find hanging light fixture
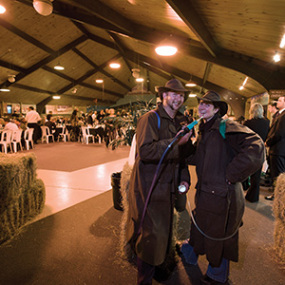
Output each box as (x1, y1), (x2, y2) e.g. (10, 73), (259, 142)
(33, 0), (53, 16)
(95, 79), (104, 84)
(8, 75), (16, 83)
(52, 95), (61, 99)
(136, 78), (144, 82)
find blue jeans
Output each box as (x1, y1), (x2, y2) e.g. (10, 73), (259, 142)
(181, 242), (229, 283)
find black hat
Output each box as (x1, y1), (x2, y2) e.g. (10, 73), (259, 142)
(196, 91), (228, 116)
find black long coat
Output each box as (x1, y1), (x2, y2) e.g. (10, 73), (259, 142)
(189, 117), (265, 267)
(126, 104), (190, 266)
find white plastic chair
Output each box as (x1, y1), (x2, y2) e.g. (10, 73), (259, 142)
(41, 126), (54, 143)
(81, 127), (94, 144)
(0, 130), (13, 153)
(11, 130), (23, 152)
(24, 128), (34, 150)
(57, 126), (70, 142)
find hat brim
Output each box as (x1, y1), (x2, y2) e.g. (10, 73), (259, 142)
(196, 96), (228, 116)
(158, 86), (188, 93)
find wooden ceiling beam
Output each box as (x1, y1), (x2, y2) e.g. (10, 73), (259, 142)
(165, 0), (219, 57)
(72, 48), (130, 91)
(0, 18), (54, 54)
(108, 32), (133, 73)
(67, 0), (134, 35)
(1, 36), (87, 89)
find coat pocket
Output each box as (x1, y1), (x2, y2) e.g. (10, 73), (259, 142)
(197, 184), (229, 216)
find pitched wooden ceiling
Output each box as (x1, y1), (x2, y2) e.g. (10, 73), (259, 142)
(0, 0), (284, 113)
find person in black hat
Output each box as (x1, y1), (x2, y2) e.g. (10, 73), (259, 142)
(180, 91), (265, 284)
(125, 78), (193, 284)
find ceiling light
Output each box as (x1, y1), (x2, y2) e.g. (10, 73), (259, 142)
(186, 82), (197, 87)
(242, 76), (248, 86)
(71, 88), (77, 94)
(95, 79), (104, 84)
(273, 51), (281, 62)
(0, 5), (6, 14)
(239, 86), (244, 90)
(33, 0), (53, 16)
(136, 78), (144, 82)
(0, 88), (10, 92)
(52, 95), (61, 99)
(189, 94), (197, 97)
(54, 63), (64, 70)
(155, 45), (177, 56)
(132, 68), (140, 78)
(280, 34), (285, 48)
(8, 75), (16, 83)
(109, 63), (121, 69)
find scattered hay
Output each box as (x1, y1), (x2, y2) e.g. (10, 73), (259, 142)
(273, 219), (285, 265)
(0, 153), (46, 245)
(272, 173), (285, 265)
(273, 173), (285, 221)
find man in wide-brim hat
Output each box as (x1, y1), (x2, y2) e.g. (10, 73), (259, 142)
(125, 78), (192, 284)
(157, 78), (189, 101)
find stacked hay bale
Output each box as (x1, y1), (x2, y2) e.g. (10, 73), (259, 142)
(273, 173), (285, 264)
(0, 152), (45, 245)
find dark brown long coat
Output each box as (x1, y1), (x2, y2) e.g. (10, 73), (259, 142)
(189, 117), (265, 267)
(125, 104), (190, 266)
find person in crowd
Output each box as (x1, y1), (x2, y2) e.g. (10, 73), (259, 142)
(70, 109), (79, 141)
(180, 91), (265, 285)
(96, 109), (105, 122)
(265, 95), (285, 201)
(268, 101), (279, 125)
(87, 111), (94, 127)
(45, 114), (60, 141)
(243, 103), (270, 202)
(125, 79), (192, 285)
(3, 118), (19, 131)
(25, 106), (42, 144)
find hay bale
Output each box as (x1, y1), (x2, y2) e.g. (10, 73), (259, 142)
(0, 153), (37, 213)
(274, 218), (285, 264)
(0, 178), (45, 245)
(0, 152), (45, 245)
(273, 173), (285, 221)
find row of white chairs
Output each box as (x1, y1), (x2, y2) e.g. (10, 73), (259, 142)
(0, 128), (34, 154)
(41, 126), (70, 144)
(80, 126), (102, 144)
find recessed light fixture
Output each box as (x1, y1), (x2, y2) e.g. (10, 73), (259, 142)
(279, 34), (285, 48)
(186, 82), (197, 87)
(52, 95), (61, 99)
(95, 79), (104, 84)
(155, 45), (177, 56)
(0, 88), (10, 92)
(54, 63), (65, 70)
(109, 63), (121, 69)
(0, 4), (6, 14)
(273, 51), (281, 62)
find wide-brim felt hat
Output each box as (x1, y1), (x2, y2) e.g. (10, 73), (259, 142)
(158, 79), (188, 93)
(196, 91), (228, 116)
